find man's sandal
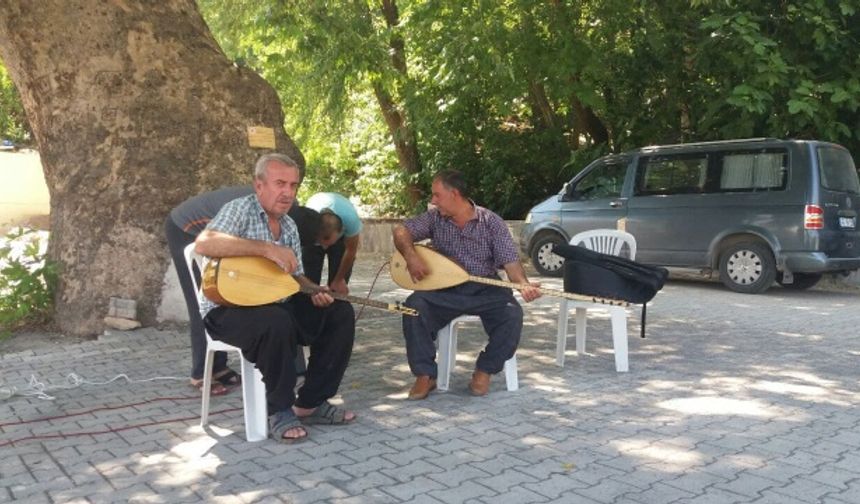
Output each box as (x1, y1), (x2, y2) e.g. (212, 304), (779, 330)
(269, 410), (308, 444)
(190, 379), (230, 396)
(298, 402), (356, 425)
(214, 369), (241, 387)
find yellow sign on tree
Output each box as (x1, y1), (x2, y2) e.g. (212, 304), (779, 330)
(247, 126), (276, 149)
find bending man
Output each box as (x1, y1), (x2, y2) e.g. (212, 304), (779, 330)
(165, 185), (252, 395)
(303, 192), (362, 295)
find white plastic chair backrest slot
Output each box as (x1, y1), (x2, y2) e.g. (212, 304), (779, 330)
(569, 229), (636, 260)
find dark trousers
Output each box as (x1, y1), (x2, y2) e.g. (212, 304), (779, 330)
(301, 237), (351, 286)
(203, 299), (355, 414)
(402, 283), (523, 378)
(164, 217), (226, 380)
(294, 236), (352, 376)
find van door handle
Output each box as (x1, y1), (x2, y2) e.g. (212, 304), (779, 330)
(609, 200), (624, 208)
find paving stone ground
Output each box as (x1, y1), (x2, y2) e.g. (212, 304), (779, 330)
(1, 254), (859, 503)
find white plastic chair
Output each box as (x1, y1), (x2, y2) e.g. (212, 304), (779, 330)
(437, 315), (519, 392)
(556, 229), (636, 372)
(183, 243), (268, 442)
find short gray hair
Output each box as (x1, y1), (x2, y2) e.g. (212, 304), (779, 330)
(254, 153), (300, 181)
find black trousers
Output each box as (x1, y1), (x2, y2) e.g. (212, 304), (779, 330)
(203, 299), (355, 414)
(164, 217), (227, 379)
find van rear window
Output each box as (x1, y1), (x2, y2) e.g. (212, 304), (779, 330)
(818, 147), (860, 194)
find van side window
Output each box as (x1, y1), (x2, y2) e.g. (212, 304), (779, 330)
(718, 150), (787, 192)
(570, 161), (626, 201)
(635, 154), (708, 195)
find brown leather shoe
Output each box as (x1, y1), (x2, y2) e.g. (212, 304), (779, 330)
(469, 370), (491, 396)
(408, 375), (437, 400)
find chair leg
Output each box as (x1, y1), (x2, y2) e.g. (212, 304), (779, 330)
(575, 308), (588, 355)
(200, 348), (215, 427)
(436, 323), (455, 392)
(504, 355), (518, 391)
(240, 358), (268, 442)
(556, 300), (569, 367)
(610, 307), (629, 373)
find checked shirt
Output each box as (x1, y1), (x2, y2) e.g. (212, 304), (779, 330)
(404, 204), (519, 278)
(197, 194), (304, 317)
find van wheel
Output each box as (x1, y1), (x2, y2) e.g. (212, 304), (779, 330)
(530, 233), (566, 277)
(718, 241), (776, 294)
(777, 272), (823, 290)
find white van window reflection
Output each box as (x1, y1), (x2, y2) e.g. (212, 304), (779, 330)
(572, 162), (626, 200)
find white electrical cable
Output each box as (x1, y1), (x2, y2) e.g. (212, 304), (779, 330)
(1, 373), (186, 401)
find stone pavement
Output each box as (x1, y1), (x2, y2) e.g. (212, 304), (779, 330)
(2, 255), (859, 503)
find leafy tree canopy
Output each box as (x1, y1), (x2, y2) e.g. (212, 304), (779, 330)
(6, 1), (859, 217)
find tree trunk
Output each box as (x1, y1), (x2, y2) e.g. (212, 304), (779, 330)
(527, 80), (559, 130)
(372, 82), (422, 205)
(376, 0), (421, 205)
(571, 94), (610, 147)
(0, 0), (304, 336)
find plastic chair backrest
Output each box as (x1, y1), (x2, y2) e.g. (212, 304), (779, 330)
(183, 243), (204, 298)
(569, 229), (636, 260)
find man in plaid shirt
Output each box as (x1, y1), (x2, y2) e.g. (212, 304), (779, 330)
(195, 153), (356, 443)
(393, 170), (541, 399)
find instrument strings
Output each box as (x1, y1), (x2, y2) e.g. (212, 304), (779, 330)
(224, 266), (398, 308)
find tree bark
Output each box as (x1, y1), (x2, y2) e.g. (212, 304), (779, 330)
(527, 80), (559, 130)
(571, 93), (610, 147)
(376, 0), (421, 205)
(0, 0), (304, 336)
(372, 82), (422, 205)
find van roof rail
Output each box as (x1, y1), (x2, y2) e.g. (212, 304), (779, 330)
(639, 137), (782, 151)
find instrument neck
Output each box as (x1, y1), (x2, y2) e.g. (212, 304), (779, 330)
(334, 292), (387, 309)
(465, 275), (628, 306)
(299, 286), (415, 314)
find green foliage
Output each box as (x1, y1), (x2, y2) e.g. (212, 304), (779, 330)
(0, 58), (29, 144)
(695, 2), (860, 145)
(200, 0), (414, 215)
(0, 228), (57, 335)
(199, 0), (860, 218)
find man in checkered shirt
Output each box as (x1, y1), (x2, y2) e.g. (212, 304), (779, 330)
(393, 170), (541, 399)
(195, 153), (356, 443)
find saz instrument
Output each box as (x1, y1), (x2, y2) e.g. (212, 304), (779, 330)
(203, 256), (418, 316)
(390, 245), (628, 306)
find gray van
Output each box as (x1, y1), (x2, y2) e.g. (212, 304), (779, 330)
(521, 138), (860, 293)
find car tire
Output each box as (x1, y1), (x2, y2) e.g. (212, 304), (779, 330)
(718, 241), (776, 294)
(776, 272), (823, 290)
(530, 233), (566, 277)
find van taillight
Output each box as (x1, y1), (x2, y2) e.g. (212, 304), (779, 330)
(804, 204), (824, 229)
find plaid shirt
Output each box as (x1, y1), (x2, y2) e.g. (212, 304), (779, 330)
(404, 204), (519, 278)
(198, 194), (303, 317)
